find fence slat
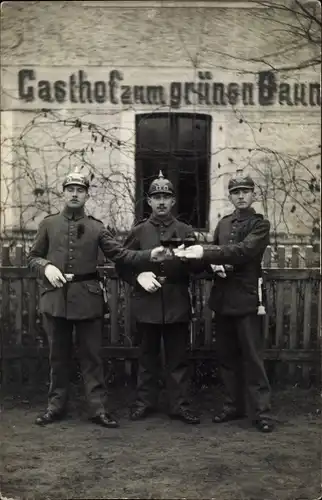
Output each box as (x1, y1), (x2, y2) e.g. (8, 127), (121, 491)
(263, 246), (272, 268)
(263, 246), (271, 348)
(203, 281), (213, 348)
(28, 278), (37, 338)
(189, 279), (197, 349)
(289, 246), (300, 378)
(109, 278), (119, 345)
(275, 246), (285, 348)
(302, 246), (313, 383)
(13, 245), (23, 342)
(1, 245), (11, 385)
(123, 283), (132, 346)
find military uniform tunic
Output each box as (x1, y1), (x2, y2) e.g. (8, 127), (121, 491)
(28, 207), (152, 320)
(27, 206), (152, 417)
(201, 207), (272, 420)
(116, 214), (204, 412)
(204, 207), (270, 315)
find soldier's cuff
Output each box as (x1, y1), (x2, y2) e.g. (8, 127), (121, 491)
(39, 259), (52, 276)
(202, 245), (222, 263)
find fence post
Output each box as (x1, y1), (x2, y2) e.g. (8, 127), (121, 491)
(109, 278), (119, 345)
(302, 246), (314, 384)
(1, 244), (11, 387)
(263, 246), (271, 349)
(289, 246), (300, 380)
(203, 280), (213, 348)
(275, 246), (285, 348)
(13, 245), (24, 385)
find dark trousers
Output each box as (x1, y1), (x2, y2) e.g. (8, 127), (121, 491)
(135, 322), (191, 413)
(42, 314), (106, 417)
(215, 314), (271, 420)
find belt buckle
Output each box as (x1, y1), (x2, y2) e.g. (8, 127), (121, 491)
(64, 273), (74, 282)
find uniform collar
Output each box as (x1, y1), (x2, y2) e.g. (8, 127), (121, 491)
(149, 213), (175, 227)
(62, 206), (85, 221)
(232, 207), (256, 221)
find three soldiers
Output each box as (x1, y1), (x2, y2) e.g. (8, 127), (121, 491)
(27, 169), (167, 427)
(28, 167), (273, 432)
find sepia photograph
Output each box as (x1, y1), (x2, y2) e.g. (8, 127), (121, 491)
(0, 1), (321, 499)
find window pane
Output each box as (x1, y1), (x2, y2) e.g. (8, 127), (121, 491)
(136, 115), (171, 152)
(176, 116), (209, 152)
(175, 157), (209, 228)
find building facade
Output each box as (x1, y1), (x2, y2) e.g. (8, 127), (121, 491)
(1, 0), (321, 243)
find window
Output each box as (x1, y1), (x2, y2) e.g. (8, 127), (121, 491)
(135, 113), (211, 230)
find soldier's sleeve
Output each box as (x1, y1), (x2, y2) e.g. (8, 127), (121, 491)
(27, 219), (52, 277)
(202, 218), (270, 265)
(98, 225), (151, 267)
(213, 223), (220, 245)
(114, 228), (142, 285)
(182, 224), (211, 275)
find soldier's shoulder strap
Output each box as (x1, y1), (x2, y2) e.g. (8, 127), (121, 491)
(133, 217), (148, 228)
(42, 213), (58, 223)
(88, 214), (104, 224)
(43, 212), (57, 219)
(220, 212), (234, 221)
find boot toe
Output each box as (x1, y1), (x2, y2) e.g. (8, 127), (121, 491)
(91, 413), (119, 428)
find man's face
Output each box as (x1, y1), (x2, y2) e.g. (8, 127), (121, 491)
(147, 193), (175, 217)
(229, 188), (255, 210)
(63, 185), (88, 208)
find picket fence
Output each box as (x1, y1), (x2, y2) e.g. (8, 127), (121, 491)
(0, 243), (321, 386)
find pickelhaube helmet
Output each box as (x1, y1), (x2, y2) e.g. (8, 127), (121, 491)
(148, 170), (175, 196)
(62, 167), (90, 190)
(228, 169), (255, 193)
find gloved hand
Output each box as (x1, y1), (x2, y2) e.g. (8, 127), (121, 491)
(210, 264), (227, 278)
(137, 272), (162, 293)
(174, 244), (204, 259)
(150, 246), (172, 261)
(44, 264), (66, 288)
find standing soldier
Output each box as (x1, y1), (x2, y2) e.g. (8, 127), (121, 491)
(174, 170), (274, 433)
(27, 168), (167, 428)
(116, 171), (202, 424)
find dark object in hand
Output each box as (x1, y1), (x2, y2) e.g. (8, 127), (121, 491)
(160, 237), (196, 249)
(77, 224), (85, 239)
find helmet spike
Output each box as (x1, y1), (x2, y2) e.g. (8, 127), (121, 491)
(158, 170), (164, 179)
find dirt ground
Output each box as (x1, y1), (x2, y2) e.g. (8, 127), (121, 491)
(1, 385), (321, 500)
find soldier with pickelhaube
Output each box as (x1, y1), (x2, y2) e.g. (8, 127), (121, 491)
(174, 169), (274, 433)
(27, 168), (168, 428)
(116, 171), (204, 424)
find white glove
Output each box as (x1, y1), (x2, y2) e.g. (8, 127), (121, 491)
(137, 271), (162, 293)
(174, 244), (204, 260)
(210, 264), (227, 278)
(44, 264), (66, 288)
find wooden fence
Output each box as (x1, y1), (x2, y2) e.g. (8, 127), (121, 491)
(0, 243), (321, 387)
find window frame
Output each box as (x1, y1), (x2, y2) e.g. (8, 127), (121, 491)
(135, 112), (211, 231)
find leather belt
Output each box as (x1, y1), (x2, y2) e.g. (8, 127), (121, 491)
(156, 276), (189, 285)
(66, 272), (99, 282)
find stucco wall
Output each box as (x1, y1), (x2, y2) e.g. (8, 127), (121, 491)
(1, 1), (320, 238)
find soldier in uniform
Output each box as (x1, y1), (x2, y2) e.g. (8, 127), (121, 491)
(174, 170), (274, 433)
(115, 171), (203, 424)
(27, 168), (168, 428)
